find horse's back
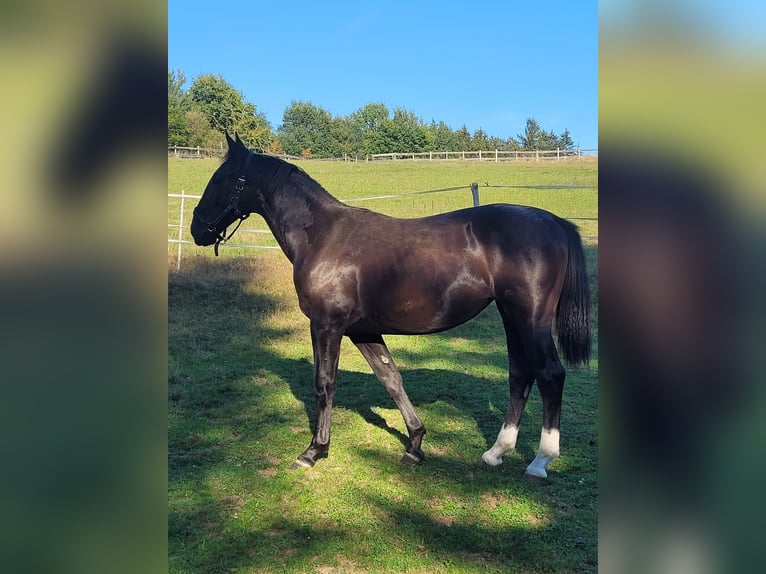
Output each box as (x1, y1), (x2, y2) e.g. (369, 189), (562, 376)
(434, 203), (570, 253)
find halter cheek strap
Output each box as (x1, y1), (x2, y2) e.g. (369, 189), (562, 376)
(213, 214), (248, 256)
(213, 170), (251, 255)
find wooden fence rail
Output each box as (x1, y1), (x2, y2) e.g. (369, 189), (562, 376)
(169, 146), (598, 162)
(167, 146), (302, 161)
(370, 148), (596, 162)
(168, 146), (222, 159)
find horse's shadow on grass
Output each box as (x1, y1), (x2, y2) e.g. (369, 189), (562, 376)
(275, 341), (543, 467)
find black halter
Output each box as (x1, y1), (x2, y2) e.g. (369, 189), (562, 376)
(193, 154), (252, 256)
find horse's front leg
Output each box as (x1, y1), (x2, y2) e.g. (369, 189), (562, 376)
(290, 319), (344, 469)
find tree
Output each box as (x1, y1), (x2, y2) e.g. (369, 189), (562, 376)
(541, 129), (561, 150)
(267, 137), (283, 155)
(168, 69), (186, 107)
(517, 117), (544, 150)
(455, 124), (472, 151)
(427, 121), (460, 151)
(187, 74), (271, 149)
(503, 136), (522, 151)
(167, 71), (581, 156)
(515, 118), (576, 151)
(471, 128), (490, 151)
(384, 108), (429, 153)
(187, 74), (241, 134)
(168, 70), (189, 146)
(278, 101), (339, 157)
(330, 117), (354, 157)
(235, 101), (272, 151)
(168, 105), (188, 147)
(558, 128), (575, 151)
(348, 103), (391, 155)
(184, 107), (220, 148)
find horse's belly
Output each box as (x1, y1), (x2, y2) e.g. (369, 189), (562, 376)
(355, 256), (494, 334)
(367, 284), (493, 335)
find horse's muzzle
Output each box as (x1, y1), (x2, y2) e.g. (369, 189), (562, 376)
(190, 215), (217, 246)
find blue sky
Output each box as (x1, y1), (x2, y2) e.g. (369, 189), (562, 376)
(168, 1), (598, 149)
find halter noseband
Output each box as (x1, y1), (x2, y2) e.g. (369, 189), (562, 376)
(193, 154), (252, 256)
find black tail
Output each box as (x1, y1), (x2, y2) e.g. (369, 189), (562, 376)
(554, 218), (591, 366)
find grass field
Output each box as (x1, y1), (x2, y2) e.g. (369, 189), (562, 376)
(168, 158), (598, 573)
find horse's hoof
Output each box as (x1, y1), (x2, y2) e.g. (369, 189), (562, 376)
(480, 452), (503, 467)
(477, 457), (495, 470)
(525, 451), (557, 479)
(288, 456), (315, 471)
(523, 469), (548, 479)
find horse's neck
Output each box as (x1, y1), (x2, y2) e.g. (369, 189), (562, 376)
(261, 179), (342, 263)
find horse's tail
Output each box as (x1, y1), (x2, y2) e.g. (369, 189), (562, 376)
(554, 217), (591, 366)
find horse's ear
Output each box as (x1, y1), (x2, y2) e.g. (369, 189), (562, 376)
(228, 132), (248, 155)
(225, 132), (247, 158)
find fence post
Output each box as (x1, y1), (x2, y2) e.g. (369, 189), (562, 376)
(176, 189), (186, 271)
(470, 182), (480, 207)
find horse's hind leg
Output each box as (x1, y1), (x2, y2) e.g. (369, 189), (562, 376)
(482, 312), (535, 466)
(352, 335), (426, 464)
(523, 328), (566, 478)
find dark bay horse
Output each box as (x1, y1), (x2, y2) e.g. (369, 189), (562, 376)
(191, 133), (591, 477)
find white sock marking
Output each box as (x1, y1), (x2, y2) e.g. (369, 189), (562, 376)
(481, 424), (519, 466)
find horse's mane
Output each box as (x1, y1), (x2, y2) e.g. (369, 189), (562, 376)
(235, 152), (338, 203)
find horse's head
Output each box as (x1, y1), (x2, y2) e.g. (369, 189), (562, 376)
(190, 133), (253, 253)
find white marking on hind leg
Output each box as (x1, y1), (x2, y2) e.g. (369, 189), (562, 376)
(525, 428), (560, 478)
(481, 424), (519, 466)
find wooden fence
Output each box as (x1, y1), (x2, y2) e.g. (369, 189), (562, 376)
(169, 146), (597, 162)
(370, 148), (596, 162)
(168, 146), (301, 161)
(168, 146), (223, 159)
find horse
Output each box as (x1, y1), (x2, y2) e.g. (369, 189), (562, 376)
(191, 133), (591, 477)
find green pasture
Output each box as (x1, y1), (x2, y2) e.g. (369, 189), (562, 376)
(168, 157), (598, 573)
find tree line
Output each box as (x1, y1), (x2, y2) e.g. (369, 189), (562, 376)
(169, 70), (577, 158)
